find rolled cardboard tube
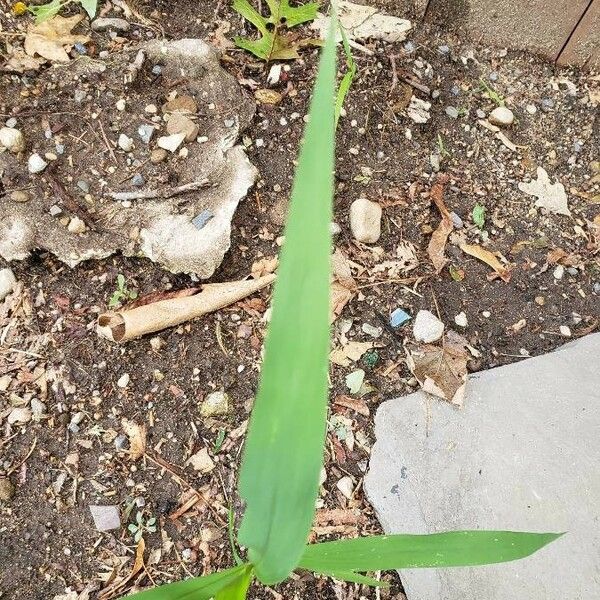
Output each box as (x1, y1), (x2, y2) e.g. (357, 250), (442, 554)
(97, 274), (275, 342)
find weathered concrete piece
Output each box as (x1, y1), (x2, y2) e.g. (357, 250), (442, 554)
(365, 334), (600, 600)
(0, 40), (256, 277)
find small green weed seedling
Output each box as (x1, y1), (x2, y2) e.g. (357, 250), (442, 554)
(472, 202), (486, 229)
(126, 12), (560, 600)
(20, 0), (98, 22)
(437, 133), (451, 159)
(108, 274), (138, 308)
(128, 511), (157, 544)
(479, 77), (505, 106)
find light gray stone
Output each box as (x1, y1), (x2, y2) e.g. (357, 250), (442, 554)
(89, 505), (121, 531)
(91, 17), (131, 33)
(365, 333), (600, 600)
(488, 106), (514, 127)
(0, 268), (17, 301)
(349, 198), (382, 244)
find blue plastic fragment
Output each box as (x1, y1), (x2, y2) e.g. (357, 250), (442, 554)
(390, 308), (411, 328)
(74, 42), (87, 55)
(192, 209), (214, 230)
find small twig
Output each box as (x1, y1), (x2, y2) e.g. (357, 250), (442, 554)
(98, 120), (118, 165)
(400, 75), (431, 96)
(125, 49), (146, 85)
(109, 179), (210, 202)
(7, 437), (37, 476)
(45, 168), (99, 231)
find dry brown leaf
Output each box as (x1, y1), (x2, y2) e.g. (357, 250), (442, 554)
(255, 89), (283, 105)
(186, 448), (215, 473)
(330, 248), (357, 322)
(99, 538), (145, 599)
(460, 243), (512, 282)
(407, 331), (471, 406)
(333, 394), (370, 416)
(24, 15), (90, 63)
(127, 287), (200, 309)
(251, 256), (278, 279)
(330, 341), (374, 367)
(1, 49), (46, 72)
(427, 174), (452, 273)
(121, 419), (146, 460)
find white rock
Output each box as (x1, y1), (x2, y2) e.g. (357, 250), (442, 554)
(117, 373), (130, 388)
(187, 447), (215, 473)
(454, 312), (468, 327)
(118, 133), (134, 152)
(553, 265), (565, 280)
(560, 325), (572, 337)
(27, 153), (47, 174)
(200, 391), (230, 418)
(0, 268), (17, 301)
(8, 407), (32, 425)
(413, 310), (445, 343)
(349, 198), (382, 244)
(67, 217), (86, 234)
(30, 398), (47, 417)
(336, 476), (355, 499)
(0, 127), (25, 153)
(157, 133), (185, 153)
(488, 106), (514, 127)
(89, 505), (121, 531)
(166, 114), (199, 142)
(116, 99), (126, 111)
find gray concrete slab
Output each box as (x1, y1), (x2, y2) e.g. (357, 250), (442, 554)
(364, 333), (600, 600)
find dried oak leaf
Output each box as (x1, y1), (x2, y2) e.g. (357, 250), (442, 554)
(330, 248), (357, 323)
(460, 243), (512, 282)
(518, 167), (570, 216)
(1, 48), (46, 72)
(330, 341), (374, 367)
(24, 14), (90, 63)
(407, 330), (471, 407)
(427, 174), (452, 273)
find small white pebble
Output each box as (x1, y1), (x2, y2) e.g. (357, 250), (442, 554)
(117, 373), (130, 388)
(559, 325), (571, 337)
(454, 312), (468, 327)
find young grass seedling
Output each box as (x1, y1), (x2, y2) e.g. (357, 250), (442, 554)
(479, 77), (505, 106)
(126, 10), (560, 600)
(108, 274), (138, 308)
(437, 133), (451, 158)
(472, 202), (486, 229)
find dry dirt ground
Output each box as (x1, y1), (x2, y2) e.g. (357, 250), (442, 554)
(1, 1), (599, 599)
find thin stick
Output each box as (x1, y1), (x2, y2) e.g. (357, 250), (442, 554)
(109, 179), (210, 201)
(7, 437), (37, 476)
(98, 119), (118, 165)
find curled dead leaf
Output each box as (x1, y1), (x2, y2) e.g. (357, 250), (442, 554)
(407, 330), (471, 407)
(121, 419), (146, 460)
(460, 243), (512, 282)
(427, 174), (453, 273)
(24, 15), (90, 63)
(330, 341), (374, 367)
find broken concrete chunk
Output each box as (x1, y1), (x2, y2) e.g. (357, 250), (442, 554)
(89, 505), (121, 531)
(0, 268), (17, 301)
(166, 114), (200, 143)
(312, 0), (412, 43)
(365, 333), (600, 600)
(157, 132), (186, 153)
(413, 310), (444, 343)
(0, 39), (257, 277)
(0, 127), (25, 153)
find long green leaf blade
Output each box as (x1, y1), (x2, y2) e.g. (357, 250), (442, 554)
(237, 25), (338, 585)
(124, 564), (248, 600)
(300, 531), (563, 572)
(215, 566), (253, 599)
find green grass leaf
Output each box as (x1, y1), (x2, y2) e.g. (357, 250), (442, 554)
(335, 19), (356, 128)
(124, 564), (249, 599)
(215, 566), (253, 599)
(300, 531), (563, 572)
(79, 0), (98, 18)
(237, 24), (338, 586)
